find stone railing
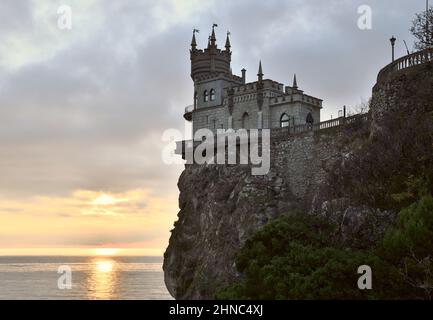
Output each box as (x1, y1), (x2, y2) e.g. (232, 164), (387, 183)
(176, 113), (369, 155)
(377, 48), (433, 83)
(272, 113), (368, 138)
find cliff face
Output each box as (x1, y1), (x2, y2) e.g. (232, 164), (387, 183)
(164, 164), (294, 299)
(164, 60), (433, 300)
(163, 130), (348, 299)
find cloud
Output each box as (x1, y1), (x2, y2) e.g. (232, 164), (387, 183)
(0, 0), (425, 250)
(0, 188), (178, 248)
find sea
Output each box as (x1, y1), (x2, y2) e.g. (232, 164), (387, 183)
(0, 256), (173, 300)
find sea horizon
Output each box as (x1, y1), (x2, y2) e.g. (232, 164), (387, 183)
(0, 255), (172, 300)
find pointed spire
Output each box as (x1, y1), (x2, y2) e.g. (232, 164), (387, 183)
(293, 74), (298, 89)
(210, 24), (217, 47)
(191, 29), (198, 50)
(225, 31), (231, 51)
(257, 61), (263, 82)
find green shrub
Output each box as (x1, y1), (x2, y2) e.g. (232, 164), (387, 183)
(217, 212), (403, 300)
(382, 196), (433, 299)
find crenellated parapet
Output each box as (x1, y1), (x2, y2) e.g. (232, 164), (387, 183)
(190, 26), (233, 81)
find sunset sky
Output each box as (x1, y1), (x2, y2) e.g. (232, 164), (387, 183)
(0, 0), (424, 256)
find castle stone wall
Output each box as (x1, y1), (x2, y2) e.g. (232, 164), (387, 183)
(371, 61), (433, 134)
(231, 99), (262, 129)
(270, 129), (342, 205)
(193, 106), (226, 133)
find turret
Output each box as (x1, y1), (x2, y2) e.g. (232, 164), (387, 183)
(190, 25), (232, 81)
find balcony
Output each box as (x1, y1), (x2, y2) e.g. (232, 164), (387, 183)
(377, 48), (433, 84)
(184, 105), (194, 122)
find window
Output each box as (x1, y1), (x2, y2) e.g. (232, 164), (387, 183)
(306, 113), (314, 125)
(194, 92), (198, 108)
(280, 113), (290, 128)
(204, 90), (209, 102)
(210, 89), (216, 101)
(242, 112), (250, 129)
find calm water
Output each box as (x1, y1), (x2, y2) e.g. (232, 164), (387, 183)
(0, 256), (172, 300)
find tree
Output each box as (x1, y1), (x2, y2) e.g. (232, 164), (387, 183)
(383, 196), (433, 299)
(410, 6), (433, 50)
(216, 212), (404, 300)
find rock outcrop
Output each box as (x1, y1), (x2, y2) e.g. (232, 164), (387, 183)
(163, 164), (297, 299)
(163, 128), (359, 299)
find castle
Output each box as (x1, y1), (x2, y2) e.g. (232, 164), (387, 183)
(185, 26), (323, 134)
(166, 24), (433, 300)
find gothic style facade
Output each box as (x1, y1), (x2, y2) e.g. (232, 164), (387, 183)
(184, 26), (323, 134)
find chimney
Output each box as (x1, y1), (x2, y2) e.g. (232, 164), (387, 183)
(241, 68), (246, 84)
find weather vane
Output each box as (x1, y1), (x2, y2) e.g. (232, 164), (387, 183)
(193, 28), (199, 34)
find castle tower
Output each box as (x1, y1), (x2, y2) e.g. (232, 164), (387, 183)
(190, 25), (232, 82)
(189, 25), (243, 128)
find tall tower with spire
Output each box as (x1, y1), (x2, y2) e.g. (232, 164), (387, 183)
(190, 25), (233, 81)
(189, 25), (244, 131)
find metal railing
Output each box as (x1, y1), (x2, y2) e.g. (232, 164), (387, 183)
(377, 48), (433, 83)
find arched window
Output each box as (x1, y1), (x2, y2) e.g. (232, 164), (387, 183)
(204, 90), (209, 102)
(306, 113), (314, 125)
(280, 113), (290, 128)
(210, 89), (216, 101)
(242, 112), (250, 129)
(194, 92), (198, 108)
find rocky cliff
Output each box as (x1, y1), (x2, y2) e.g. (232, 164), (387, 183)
(163, 128), (360, 299)
(164, 56), (433, 300)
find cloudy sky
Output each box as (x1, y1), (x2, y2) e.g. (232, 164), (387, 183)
(0, 0), (425, 255)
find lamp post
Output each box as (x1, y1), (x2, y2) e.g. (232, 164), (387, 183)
(390, 36), (396, 62)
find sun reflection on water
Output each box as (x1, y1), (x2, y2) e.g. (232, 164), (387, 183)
(87, 258), (118, 300)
